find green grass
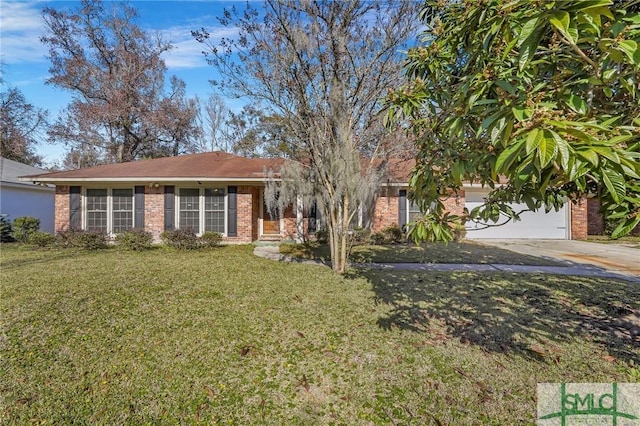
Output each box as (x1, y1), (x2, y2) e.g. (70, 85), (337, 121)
(281, 241), (563, 266)
(587, 235), (640, 249)
(1, 244), (639, 424)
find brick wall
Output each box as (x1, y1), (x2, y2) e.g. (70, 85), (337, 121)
(570, 197), (588, 240)
(587, 198), (605, 235)
(282, 203), (311, 241)
(223, 186), (255, 244)
(145, 186), (164, 240)
(371, 188), (465, 232)
(586, 197), (640, 236)
(441, 190), (465, 216)
(372, 187), (400, 232)
(54, 186), (70, 233)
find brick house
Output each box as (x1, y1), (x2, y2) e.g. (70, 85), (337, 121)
(23, 151), (591, 242)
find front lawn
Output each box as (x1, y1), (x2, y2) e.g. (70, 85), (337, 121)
(587, 235), (640, 249)
(280, 241), (562, 265)
(1, 244), (638, 424)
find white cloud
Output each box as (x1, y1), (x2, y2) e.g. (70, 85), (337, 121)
(160, 25), (239, 70)
(0, 1), (49, 64)
(0, 1), (240, 70)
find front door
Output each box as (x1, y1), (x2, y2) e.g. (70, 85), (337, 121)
(262, 198), (280, 235)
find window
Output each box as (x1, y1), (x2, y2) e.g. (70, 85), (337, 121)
(177, 187), (227, 235)
(85, 188), (134, 234)
(86, 189), (107, 232)
(179, 188), (200, 231)
(112, 189), (133, 233)
(205, 188), (225, 233)
(408, 200), (423, 222)
(407, 198), (439, 222)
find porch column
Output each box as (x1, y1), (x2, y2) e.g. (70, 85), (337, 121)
(296, 194), (304, 243)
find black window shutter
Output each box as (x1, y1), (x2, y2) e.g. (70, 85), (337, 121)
(134, 186), (145, 229)
(164, 186), (175, 230)
(398, 189), (407, 229)
(69, 186), (81, 230)
(227, 186), (237, 237)
(308, 203), (317, 233)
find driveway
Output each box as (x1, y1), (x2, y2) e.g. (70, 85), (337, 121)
(476, 239), (640, 279)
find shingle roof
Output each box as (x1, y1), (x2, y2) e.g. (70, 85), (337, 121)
(21, 151), (415, 185)
(384, 158), (415, 183)
(1, 157), (54, 189)
(23, 151), (286, 183)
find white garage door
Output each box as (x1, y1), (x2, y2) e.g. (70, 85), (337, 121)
(464, 190), (569, 239)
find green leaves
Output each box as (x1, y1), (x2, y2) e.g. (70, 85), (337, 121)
(601, 169), (626, 203)
(388, 0), (640, 241)
(550, 11), (574, 43)
(617, 40), (639, 64)
(566, 95), (587, 114)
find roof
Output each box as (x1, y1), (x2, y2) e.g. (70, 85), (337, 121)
(1, 157), (54, 190)
(20, 151), (416, 185)
(22, 151), (286, 183)
(384, 157), (415, 183)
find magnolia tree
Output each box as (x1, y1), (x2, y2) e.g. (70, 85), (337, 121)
(194, 0), (419, 273)
(42, 0), (201, 165)
(388, 0), (640, 240)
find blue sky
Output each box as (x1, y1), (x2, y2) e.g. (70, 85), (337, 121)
(1, 0), (249, 165)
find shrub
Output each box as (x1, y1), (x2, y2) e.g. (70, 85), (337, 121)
(200, 231), (223, 248)
(0, 215), (14, 243)
(74, 230), (108, 250)
(28, 231), (55, 248)
(115, 229), (153, 251)
(369, 225), (403, 245)
(381, 224), (403, 244)
(315, 229), (329, 244)
(54, 229), (108, 250)
(161, 228), (199, 250)
(54, 229), (79, 248)
(349, 227), (371, 245)
(12, 216), (40, 243)
(369, 232), (386, 245)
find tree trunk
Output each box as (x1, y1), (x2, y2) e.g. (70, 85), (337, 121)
(326, 202), (347, 274)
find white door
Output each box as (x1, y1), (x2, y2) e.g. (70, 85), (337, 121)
(464, 190), (569, 239)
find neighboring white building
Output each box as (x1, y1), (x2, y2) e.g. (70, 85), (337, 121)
(0, 157), (55, 233)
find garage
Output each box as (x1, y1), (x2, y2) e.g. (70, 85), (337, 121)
(464, 189), (569, 239)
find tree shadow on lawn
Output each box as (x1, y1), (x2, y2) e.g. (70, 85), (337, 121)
(351, 269), (640, 363)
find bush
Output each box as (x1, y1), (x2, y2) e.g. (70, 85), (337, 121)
(369, 225), (404, 245)
(349, 227), (371, 245)
(54, 229), (79, 248)
(12, 216), (40, 243)
(115, 229), (153, 251)
(55, 229), (108, 250)
(369, 232), (386, 245)
(200, 231), (223, 248)
(315, 229), (329, 244)
(381, 224), (403, 244)
(161, 228), (199, 250)
(0, 215), (14, 243)
(28, 231), (55, 248)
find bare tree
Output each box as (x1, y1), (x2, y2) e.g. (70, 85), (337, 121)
(202, 93), (230, 152)
(194, 0), (419, 273)
(0, 85), (47, 166)
(41, 0), (200, 165)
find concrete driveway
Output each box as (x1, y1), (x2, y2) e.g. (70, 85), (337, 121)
(476, 239), (640, 279)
